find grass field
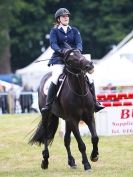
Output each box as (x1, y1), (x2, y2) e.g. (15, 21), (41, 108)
(0, 114), (132, 177)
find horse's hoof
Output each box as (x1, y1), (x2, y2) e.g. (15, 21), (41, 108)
(90, 155), (99, 162)
(85, 169), (92, 173)
(41, 160), (48, 170)
(70, 165), (77, 169)
(68, 157), (77, 169)
(84, 163), (91, 171)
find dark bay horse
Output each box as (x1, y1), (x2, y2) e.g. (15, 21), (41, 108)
(29, 49), (99, 171)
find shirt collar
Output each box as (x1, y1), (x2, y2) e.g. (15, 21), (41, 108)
(58, 24), (71, 29)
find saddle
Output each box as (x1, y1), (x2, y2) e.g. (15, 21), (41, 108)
(44, 73), (90, 118)
(43, 73), (66, 118)
(52, 74), (67, 118)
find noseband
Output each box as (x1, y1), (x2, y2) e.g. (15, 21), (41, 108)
(66, 65), (85, 77)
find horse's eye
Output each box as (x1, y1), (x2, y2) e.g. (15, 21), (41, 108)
(70, 52), (74, 56)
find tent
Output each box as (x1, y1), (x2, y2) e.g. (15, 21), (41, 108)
(93, 54), (133, 86)
(92, 36), (133, 92)
(103, 30), (133, 60)
(16, 48), (91, 91)
(16, 47), (54, 90)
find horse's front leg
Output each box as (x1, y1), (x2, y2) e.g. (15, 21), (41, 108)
(90, 136), (99, 162)
(69, 120), (91, 171)
(64, 121), (77, 169)
(84, 116), (99, 162)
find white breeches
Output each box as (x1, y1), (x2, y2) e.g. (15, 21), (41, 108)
(50, 64), (94, 85)
(51, 64), (64, 85)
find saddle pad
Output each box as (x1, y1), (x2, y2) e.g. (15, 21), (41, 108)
(43, 77), (52, 95)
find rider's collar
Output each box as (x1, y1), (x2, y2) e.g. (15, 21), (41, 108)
(58, 24), (71, 33)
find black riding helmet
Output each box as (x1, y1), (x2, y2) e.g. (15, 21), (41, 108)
(55, 8), (70, 21)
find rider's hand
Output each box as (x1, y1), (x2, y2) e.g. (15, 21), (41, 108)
(61, 48), (70, 55)
(57, 49), (70, 56)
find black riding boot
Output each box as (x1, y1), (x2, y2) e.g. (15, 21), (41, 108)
(41, 82), (57, 115)
(89, 82), (105, 112)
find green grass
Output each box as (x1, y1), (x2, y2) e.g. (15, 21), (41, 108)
(0, 114), (133, 177)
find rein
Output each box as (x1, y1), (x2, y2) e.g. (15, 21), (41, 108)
(66, 66), (89, 97)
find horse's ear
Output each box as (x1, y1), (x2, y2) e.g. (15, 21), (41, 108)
(62, 42), (73, 62)
(61, 48), (72, 62)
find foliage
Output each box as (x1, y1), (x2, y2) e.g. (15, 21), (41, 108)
(9, 0), (50, 70)
(69, 0), (133, 58)
(0, 0), (133, 71)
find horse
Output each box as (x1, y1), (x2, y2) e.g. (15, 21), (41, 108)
(29, 49), (99, 171)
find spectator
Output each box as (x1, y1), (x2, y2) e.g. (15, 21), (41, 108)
(8, 84), (16, 114)
(19, 84), (33, 113)
(0, 85), (9, 114)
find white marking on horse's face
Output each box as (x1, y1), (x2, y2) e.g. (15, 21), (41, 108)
(70, 52), (74, 56)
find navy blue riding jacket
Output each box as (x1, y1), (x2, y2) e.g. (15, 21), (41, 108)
(48, 26), (82, 66)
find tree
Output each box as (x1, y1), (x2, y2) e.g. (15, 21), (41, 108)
(10, 0), (51, 70)
(0, 0), (14, 73)
(1, 0), (133, 72)
(68, 0), (133, 58)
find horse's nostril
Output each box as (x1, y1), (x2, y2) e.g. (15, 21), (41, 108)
(85, 65), (94, 74)
(88, 68), (94, 74)
(85, 65), (90, 70)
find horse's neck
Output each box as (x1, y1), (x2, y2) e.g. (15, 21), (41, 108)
(67, 72), (87, 95)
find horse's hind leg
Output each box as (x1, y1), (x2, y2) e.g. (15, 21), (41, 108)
(84, 117), (99, 162)
(64, 122), (77, 169)
(69, 120), (91, 171)
(42, 142), (49, 169)
(41, 113), (59, 169)
(41, 113), (49, 169)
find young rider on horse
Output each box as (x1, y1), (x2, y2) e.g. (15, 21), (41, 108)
(41, 8), (104, 115)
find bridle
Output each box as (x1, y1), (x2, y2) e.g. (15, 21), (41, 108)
(64, 51), (89, 96)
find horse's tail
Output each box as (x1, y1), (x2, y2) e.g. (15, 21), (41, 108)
(29, 115), (59, 146)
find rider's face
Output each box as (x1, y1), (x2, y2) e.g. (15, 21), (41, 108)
(59, 15), (69, 26)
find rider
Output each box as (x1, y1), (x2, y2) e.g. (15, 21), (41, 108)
(41, 8), (104, 115)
